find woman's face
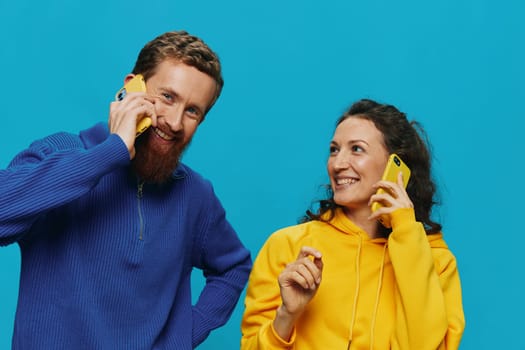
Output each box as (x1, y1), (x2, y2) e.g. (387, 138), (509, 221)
(327, 117), (390, 212)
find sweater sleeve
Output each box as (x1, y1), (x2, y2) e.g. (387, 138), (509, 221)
(190, 186), (252, 348)
(388, 208), (465, 350)
(240, 232), (296, 350)
(0, 132), (130, 245)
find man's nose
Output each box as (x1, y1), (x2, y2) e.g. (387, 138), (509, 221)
(163, 106), (184, 132)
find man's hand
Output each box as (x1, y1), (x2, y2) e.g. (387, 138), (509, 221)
(109, 92), (156, 159)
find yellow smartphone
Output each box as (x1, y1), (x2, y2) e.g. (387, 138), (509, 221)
(115, 74), (152, 137)
(371, 153), (411, 228)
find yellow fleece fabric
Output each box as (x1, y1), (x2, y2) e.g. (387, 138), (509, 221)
(241, 208), (465, 349)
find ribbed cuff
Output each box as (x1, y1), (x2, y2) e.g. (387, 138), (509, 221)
(390, 207), (416, 229)
(265, 321), (296, 348)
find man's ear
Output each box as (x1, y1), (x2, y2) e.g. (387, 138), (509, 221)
(123, 74), (136, 85)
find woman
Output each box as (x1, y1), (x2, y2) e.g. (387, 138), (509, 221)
(241, 99), (465, 349)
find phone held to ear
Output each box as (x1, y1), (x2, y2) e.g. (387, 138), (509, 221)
(115, 74), (152, 137)
(371, 153), (411, 228)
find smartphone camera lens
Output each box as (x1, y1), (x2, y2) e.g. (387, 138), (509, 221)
(394, 156), (400, 166)
(117, 88), (127, 101)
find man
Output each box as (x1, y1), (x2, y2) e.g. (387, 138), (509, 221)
(0, 30), (252, 349)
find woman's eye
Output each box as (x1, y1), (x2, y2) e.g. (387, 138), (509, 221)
(329, 146), (338, 154)
(351, 145), (363, 152)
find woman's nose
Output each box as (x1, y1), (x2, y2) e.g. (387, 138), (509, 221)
(333, 155), (350, 170)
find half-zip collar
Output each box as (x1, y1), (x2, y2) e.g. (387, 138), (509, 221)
(137, 180), (145, 240)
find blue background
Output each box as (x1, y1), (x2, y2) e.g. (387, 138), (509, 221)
(1, 0), (524, 349)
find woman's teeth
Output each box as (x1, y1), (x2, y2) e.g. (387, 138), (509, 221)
(336, 178), (357, 185)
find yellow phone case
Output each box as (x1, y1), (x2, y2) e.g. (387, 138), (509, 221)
(371, 153), (411, 228)
(115, 74), (152, 137)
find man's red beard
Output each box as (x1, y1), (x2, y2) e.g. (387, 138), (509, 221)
(131, 129), (186, 184)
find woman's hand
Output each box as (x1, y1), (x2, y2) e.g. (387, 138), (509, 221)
(368, 171), (413, 222)
(273, 246), (323, 341)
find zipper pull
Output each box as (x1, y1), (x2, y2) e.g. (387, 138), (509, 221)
(137, 181), (144, 198)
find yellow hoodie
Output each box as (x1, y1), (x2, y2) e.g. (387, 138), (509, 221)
(241, 208), (465, 349)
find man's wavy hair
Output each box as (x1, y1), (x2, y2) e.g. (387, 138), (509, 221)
(302, 99), (442, 235)
(132, 30), (223, 116)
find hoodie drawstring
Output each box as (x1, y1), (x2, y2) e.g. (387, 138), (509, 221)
(347, 235), (362, 349)
(347, 238), (388, 350)
(369, 243), (387, 350)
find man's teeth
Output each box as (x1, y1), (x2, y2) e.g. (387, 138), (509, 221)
(154, 128), (173, 141)
(337, 178), (357, 185)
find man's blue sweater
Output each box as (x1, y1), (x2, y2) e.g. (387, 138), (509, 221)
(0, 123), (252, 349)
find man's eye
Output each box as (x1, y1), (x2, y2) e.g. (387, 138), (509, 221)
(162, 93), (173, 102)
(186, 107), (200, 119)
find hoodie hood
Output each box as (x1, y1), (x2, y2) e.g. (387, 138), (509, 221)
(323, 207), (448, 248)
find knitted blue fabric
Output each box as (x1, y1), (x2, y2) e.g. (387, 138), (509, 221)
(0, 123), (252, 349)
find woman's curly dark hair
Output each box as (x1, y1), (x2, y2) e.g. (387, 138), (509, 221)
(302, 99), (442, 235)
